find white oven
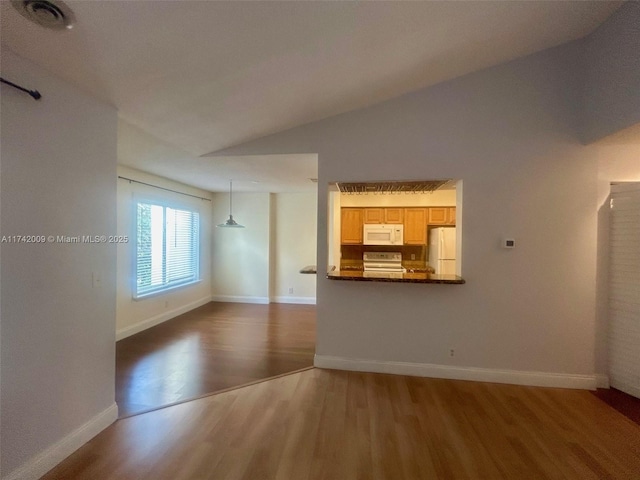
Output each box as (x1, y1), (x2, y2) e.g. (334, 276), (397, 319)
(363, 224), (403, 245)
(363, 252), (406, 278)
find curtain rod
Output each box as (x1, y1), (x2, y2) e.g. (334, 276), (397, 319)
(118, 176), (212, 202)
(1, 77), (41, 100)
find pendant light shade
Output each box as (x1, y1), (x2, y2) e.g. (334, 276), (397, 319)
(217, 180), (245, 228)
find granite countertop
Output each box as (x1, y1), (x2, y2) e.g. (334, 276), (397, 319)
(327, 270), (465, 284)
(300, 265), (336, 274)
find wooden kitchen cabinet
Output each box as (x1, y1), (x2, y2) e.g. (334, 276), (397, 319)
(384, 208), (404, 224)
(428, 207), (447, 224)
(446, 207), (456, 225)
(428, 207), (456, 225)
(403, 208), (427, 245)
(341, 208), (364, 244)
(363, 208), (403, 224)
(363, 208), (384, 224)
(345, 206), (451, 245)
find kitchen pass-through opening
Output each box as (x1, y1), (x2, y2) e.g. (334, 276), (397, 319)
(327, 179), (462, 277)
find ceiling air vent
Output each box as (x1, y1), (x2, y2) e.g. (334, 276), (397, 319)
(11, 0), (76, 30)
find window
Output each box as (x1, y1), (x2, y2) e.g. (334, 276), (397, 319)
(135, 201), (200, 298)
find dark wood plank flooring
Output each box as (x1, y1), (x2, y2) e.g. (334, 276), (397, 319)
(592, 387), (640, 426)
(116, 302), (316, 417)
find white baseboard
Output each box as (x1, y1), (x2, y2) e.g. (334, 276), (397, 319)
(116, 295), (212, 341)
(4, 403), (118, 480)
(270, 296), (316, 305)
(211, 295), (269, 304)
(314, 355), (600, 390)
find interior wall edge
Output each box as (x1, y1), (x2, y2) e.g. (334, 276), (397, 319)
(596, 374), (610, 389)
(2, 403), (118, 480)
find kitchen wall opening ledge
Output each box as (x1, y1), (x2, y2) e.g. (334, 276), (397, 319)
(326, 270), (465, 284)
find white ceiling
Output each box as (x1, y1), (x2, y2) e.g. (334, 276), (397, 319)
(0, 0), (622, 192)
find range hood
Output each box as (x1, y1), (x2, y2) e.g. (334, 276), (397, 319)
(336, 180), (452, 195)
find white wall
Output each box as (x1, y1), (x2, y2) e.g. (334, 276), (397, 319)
(582, 2), (640, 143)
(115, 165), (213, 340)
(1, 50), (118, 478)
(214, 39), (607, 388)
(211, 191), (318, 304)
(272, 193), (317, 303)
(211, 192), (271, 303)
(318, 45), (600, 382)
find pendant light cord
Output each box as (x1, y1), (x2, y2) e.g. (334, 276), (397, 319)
(217, 179), (244, 227)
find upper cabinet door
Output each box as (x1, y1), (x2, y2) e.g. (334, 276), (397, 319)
(428, 207), (448, 224)
(384, 208), (404, 224)
(341, 208), (364, 244)
(364, 207), (404, 224)
(404, 208), (427, 244)
(447, 207), (456, 225)
(427, 207), (456, 225)
(363, 208), (384, 224)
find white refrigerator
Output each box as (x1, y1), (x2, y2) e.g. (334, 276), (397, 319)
(428, 227), (456, 275)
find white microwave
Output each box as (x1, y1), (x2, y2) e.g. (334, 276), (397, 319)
(363, 224), (404, 245)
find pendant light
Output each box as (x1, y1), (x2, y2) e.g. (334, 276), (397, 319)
(217, 180), (245, 228)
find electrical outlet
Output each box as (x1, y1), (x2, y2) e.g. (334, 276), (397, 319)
(503, 238), (516, 249)
(450, 349), (455, 357)
(288, 287), (294, 294)
(411, 254), (416, 260)
(92, 271), (102, 288)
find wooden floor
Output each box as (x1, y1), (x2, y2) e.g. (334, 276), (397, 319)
(116, 302), (316, 417)
(45, 368), (640, 480)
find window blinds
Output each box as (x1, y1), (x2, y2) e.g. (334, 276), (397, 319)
(136, 202), (200, 298)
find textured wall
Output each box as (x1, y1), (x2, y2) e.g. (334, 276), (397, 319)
(1, 51), (117, 476)
(582, 1), (640, 142)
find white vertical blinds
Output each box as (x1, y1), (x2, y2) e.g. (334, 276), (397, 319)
(136, 202), (200, 298)
(608, 183), (640, 398)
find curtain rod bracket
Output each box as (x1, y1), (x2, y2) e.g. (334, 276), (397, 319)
(1, 77), (42, 100)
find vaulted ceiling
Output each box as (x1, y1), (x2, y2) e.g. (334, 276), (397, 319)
(0, 1), (622, 191)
